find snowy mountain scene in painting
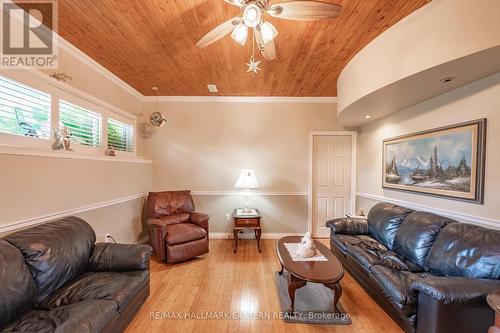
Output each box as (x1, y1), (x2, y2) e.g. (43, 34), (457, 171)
(385, 130), (473, 193)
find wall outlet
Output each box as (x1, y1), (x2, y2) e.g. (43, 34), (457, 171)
(225, 213), (231, 222)
(105, 233), (112, 243)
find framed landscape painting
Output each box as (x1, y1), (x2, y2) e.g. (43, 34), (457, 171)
(383, 119), (486, 203)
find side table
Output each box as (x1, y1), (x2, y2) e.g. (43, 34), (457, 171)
(233, 209), (261, 253)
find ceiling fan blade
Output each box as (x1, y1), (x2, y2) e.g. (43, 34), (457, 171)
(196, 17), (242, 48)
(254, 25), (276, 61)
(267, 1), (341, 21)
(224, 0), (244, 7)
(261, 39), (277, 61)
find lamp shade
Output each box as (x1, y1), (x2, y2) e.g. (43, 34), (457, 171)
(234, 169), (259, 189)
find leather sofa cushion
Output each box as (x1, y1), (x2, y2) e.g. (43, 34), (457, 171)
(393, 211), (455, 268)
(370, 265), (431, 316)
(0, 240), (37, 327)
(330, 234), (385, 253)
(426, 223), (500, 279)
(330, 234), (361, 252)
(0, 299), (118, 333)
(157, 213), (191, 226)
(148, 191), (195, 218)
(378, 252), (423, 272)
(165, 223), (207, 245)
(346, 245), (380, 270)
(4, 217), (96, 302)
(166, 237), (209, 263)
(88, 243), (152, 272)
(367, 203), (413, 250)
(39, 271), (148, 311)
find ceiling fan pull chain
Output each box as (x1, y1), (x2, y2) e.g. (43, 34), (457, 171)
(252, 29), (256, 79)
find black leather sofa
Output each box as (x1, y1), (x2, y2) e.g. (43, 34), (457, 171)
(0, 216), (152, 333)
(327, 202), (500, 333)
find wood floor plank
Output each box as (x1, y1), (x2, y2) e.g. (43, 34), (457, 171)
(125, 239), (403, 333)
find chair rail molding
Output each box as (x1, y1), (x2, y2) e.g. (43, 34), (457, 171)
(357, 192), (499, 230)
(0, 193), (148, 234)
(191, 191), (308, 196)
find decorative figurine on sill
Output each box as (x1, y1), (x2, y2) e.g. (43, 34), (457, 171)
(105, 145), (116, 157)
(53, 126), (72, 151)
(297, 232), (317, 258)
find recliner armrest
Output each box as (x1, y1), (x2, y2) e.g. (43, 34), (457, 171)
(190, 212), (210, 231)
(88, 243), (152, 272)
(326, 217), (369, 235)
(410, 276), (500, 305)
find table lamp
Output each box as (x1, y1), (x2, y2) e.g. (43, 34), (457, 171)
(234, 168), (259, 214)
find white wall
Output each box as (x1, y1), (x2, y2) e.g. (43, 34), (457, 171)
(142, 100), (342, 233)
(356, 72), (500, 228)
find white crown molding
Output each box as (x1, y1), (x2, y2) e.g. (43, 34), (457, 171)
(357, 192), (500, 230)
(142, 96), (338, 103)
(0, 193), (148, 234)
(209, 232), (304, 239)
(191, 191), (307, 196)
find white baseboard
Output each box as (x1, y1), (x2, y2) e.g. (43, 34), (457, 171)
(209, 232), (304, 239)
(357, 192), (499, 230)
(0, 193), (148, 234)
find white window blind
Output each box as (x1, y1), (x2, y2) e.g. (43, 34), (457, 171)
(0, 76), (51, 138)
(107, 118), (134, 152)
(59, 100), (101, 148)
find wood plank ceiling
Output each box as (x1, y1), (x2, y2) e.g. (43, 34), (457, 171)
(57, 0), (429, 96)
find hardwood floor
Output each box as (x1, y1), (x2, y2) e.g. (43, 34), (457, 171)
(125, 239), (403, 333)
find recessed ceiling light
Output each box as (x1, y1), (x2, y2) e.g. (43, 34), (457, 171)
(207, 84), (218, 93)
(440, 77), (456, 84)
(365, 115), (372, 119)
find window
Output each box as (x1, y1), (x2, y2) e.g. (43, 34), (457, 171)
(0, 73), (139, 160)
(107, 118), (134, 152)
(59, 100), (102, 148)
(0, 76), (51, 139)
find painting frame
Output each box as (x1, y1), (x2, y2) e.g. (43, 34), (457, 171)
(382, 119), (487, 204)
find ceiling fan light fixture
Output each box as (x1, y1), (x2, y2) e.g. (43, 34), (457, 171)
(260, 21), (278, 44)
(231, 23), (248, 46)
(243, 4), (262, 27)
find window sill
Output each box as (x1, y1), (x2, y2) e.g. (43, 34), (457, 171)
(0, 144), (152, 164)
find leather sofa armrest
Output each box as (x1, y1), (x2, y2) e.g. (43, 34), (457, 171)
(326, 217), (369, 235)
(411, 276), (500, 305)
(190, 212), (210, 232)
(88, 243), (153, 272)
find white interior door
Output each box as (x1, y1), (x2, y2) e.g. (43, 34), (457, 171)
(312, 135), (352, 238)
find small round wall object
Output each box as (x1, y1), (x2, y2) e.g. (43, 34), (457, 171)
(150, 112), (167, 127)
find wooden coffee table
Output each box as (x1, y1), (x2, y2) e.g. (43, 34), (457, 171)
(276, 236), (344, 314)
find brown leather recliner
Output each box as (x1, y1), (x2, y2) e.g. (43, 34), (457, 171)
(147, 191), (209, 263)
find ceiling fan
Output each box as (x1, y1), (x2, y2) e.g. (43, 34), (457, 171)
(196, 0), (342, 62)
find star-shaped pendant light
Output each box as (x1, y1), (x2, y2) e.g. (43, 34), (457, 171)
(246, 57), (261, 74)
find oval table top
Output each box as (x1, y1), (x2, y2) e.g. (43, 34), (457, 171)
(276, 236), (344, 284)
